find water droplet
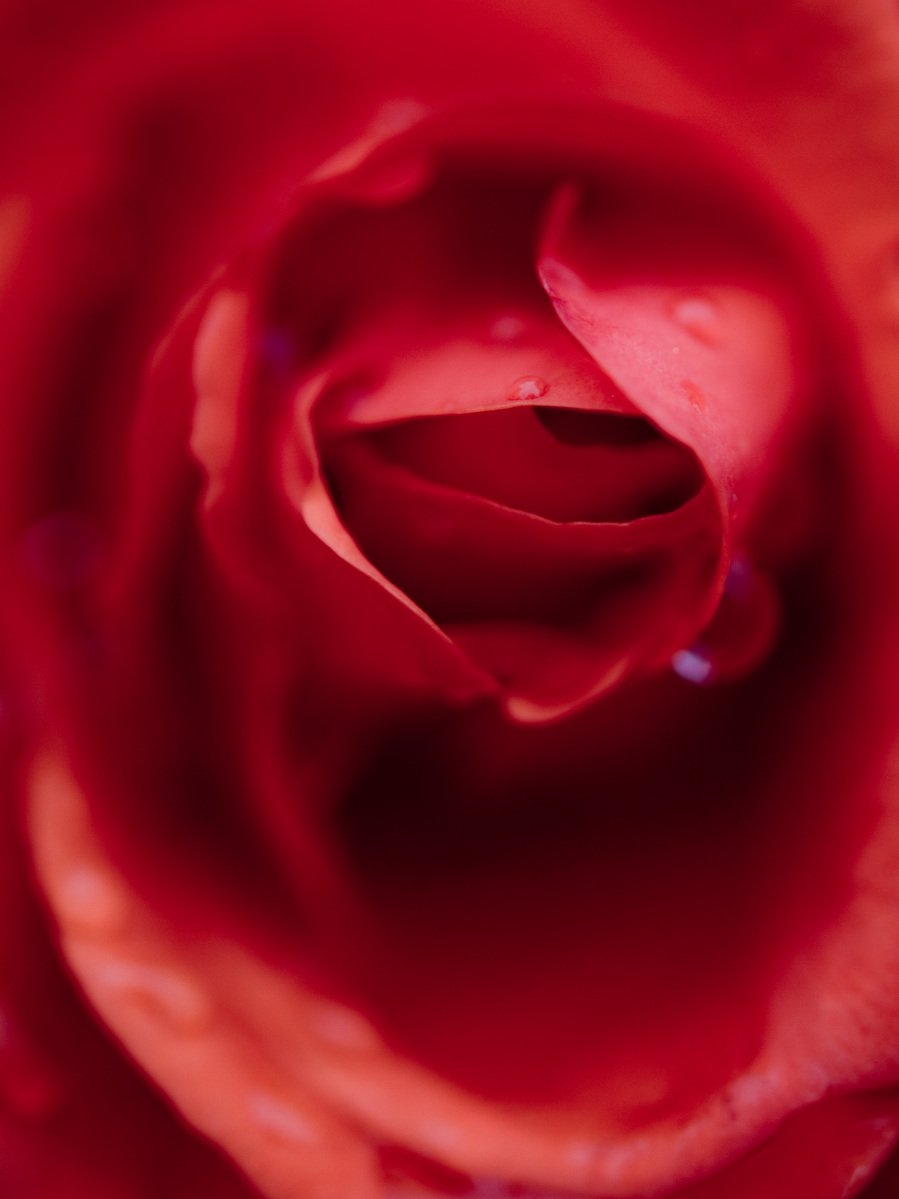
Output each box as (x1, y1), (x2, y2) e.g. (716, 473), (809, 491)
(248, 1092), (318, 1145)
(674, 557), (780, 686)
(507, 376), (548, 403)
(671, 646), (715, 685)
(23, 512), (101, 589)
(489, 315), (526, 342)
(94, 959), (212, 1031)
(671, 293), (721, 345)
(55, 865), (129, 935)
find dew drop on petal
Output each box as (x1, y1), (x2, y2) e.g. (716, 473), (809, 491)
(671, 646), (715, 685)
(507, 376), (548, 402)
(671, 293), (722, 346)
(673, 556), (779, 686)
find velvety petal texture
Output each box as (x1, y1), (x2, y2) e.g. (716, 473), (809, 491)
(2, 1), (899, 1198)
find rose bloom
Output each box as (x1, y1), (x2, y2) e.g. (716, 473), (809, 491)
(5, 0), (899, 1196)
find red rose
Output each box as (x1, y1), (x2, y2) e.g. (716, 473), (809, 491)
(4, 1), (899, 1196)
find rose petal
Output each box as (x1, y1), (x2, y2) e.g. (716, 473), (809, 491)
(537, 183), (806, 530)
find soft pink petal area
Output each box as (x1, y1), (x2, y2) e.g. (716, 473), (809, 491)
(586, 0), (899, 452)
(317, 329), (635, 431)
(26, 754), (380, 1199)
(0, 748), (260, 1199)
(537, 187), (804, 528)
(29, 748), (899, 1199)
(672, 1093), (899, 1199)
(379, 1094), (899, 1199)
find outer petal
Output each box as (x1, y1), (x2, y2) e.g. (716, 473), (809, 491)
(3, 2), (899, 1199)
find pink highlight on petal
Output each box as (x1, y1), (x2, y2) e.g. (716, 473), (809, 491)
(91, 958), (212, 1032)
(190, 288), (251, 495)
(311, 1003), (382, 1052)
(247, 1092), (320, 1145)
(53, 864), (129, 936)
(489, 314), (527, 342)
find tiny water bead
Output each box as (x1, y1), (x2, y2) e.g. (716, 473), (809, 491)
(670, 293), (722, 346)
(671, 646), (715, 686)
(672, 555), (780, 685)
(507, 376), (549, 403)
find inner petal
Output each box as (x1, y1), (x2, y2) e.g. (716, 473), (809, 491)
(352, 406), (703, 524)
(322, 425), (720, 715)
